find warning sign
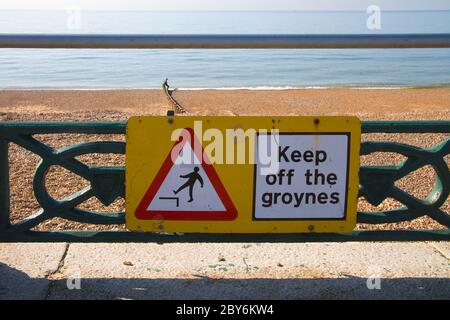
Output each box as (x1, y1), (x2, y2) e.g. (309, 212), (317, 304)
(135, 128), (237, 221)
(126, 116), (361, 233)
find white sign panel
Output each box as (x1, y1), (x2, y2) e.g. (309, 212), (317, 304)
(253, 133), (350, 220)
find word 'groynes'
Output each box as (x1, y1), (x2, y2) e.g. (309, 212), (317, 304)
(126, 116), (361, 233)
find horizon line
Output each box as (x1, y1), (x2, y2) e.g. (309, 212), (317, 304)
(1, 9), (450, 13)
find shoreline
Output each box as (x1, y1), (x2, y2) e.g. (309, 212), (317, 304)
(1, 85), (450, 91)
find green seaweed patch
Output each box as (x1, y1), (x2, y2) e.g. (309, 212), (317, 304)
(208, 263), (235, 272)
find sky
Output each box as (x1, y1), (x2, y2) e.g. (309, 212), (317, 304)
(1, 0), (449, 11)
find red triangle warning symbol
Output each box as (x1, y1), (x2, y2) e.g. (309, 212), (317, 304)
(135, 128), (238, 221)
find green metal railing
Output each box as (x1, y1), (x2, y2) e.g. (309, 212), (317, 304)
(0, 121), (449, 242)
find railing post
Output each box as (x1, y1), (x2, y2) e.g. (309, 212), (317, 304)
(0, 137), (11, 230)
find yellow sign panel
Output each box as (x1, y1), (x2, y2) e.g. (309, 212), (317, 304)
(126, 116), (361, 233)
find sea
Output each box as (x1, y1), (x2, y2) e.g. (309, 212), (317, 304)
(0, 10), (449, 89)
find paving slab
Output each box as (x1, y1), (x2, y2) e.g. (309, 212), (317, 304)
(0, 243), (68, 299)
(43, 242), (449, 300)
(428, 241), (450, 259)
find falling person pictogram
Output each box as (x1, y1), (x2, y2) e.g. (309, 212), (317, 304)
(173, 166), (204, 202)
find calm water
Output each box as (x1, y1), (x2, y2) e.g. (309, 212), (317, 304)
(0, 10), (450, 89)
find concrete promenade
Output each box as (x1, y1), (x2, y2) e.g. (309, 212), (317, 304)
(1, 242), (449, 299)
